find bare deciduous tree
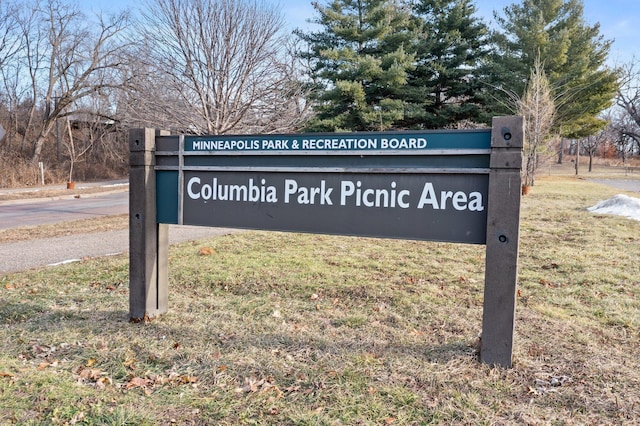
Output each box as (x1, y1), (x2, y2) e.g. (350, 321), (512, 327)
(0, 0), (20, 64)
(610, 109), (639, 162)
(134, 0), (308, 135)
(614, 59), (640, 154)
(0, 0), (22, 152)
(581, 129), (609, 172)
(16, 0), (133, 163)
(518, 55), (555, 187)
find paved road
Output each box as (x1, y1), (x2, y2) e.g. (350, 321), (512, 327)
(0, 191), (129, 229)
(0, 225), (238, 274)
(588, 179), (640, 193)
(0, 186), (238, 274)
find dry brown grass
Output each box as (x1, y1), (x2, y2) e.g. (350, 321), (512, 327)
(0, 185), (127, 203)
(0, 176), (639, 424)
(0, 214), (128, 244)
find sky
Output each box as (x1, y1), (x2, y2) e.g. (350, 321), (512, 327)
(85, 0), (638, 65)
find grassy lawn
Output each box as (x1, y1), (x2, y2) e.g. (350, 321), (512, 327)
(1, 176), (639, 425)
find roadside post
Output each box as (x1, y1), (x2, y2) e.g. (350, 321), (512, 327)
(129, 116), (524, 367)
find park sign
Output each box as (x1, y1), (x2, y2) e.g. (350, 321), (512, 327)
(154, 129), (492, 244)
(129, 116), (524, 367)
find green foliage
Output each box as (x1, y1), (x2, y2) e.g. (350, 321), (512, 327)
(298, 0), (492, 131)
(488, 0), (618, 137)
(406, 0), (491, 128)
(297, 0), (419, 131)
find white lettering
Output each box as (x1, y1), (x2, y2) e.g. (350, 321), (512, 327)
(417, 183), (439, 209)
(440, 191), (453, 208)
(188, 176), (277, 203)
(340, 181), (355, 205)
(468, 192), (484, 211)
(452, 191), (467, 210)
(284, 179), (297, 203)
(340, 180), (410, 208)
(418, 183), (484, 211)
(187, 177), (201, 199)
(380, 137), (427, 149)
(284, 179), (333, 205)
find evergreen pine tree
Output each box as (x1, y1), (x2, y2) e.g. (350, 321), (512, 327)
(488, 0), (618, 137)
(296, 0), (418, 131)
(405, 0), (490, 129)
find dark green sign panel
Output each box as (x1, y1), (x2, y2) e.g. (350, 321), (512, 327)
(185, 129), (491, 152)
(156, 129), (493, 244)
(181, 171), (488, 244)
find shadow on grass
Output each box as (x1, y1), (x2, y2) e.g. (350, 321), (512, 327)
(0, 300), (48, 325)
(1, 277), (481, 396)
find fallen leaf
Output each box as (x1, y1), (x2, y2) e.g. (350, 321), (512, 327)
(176, 375), (198, 385)
(123, 358), (136, 369)
(86, 358), (97, 367)
(125, 376), (152, 390)
(97, 376), (112, 386)
(0, 372), (14, 379)
(539, 279), (554, 286)
(199, 247), (215, 256)
(79, 368), (102, 381)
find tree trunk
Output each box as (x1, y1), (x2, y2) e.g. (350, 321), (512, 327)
(31, 120), (56, 163)
(31, 135), (47, 163)
(20, 100), (38, 156)
(557, 138), (564, 164)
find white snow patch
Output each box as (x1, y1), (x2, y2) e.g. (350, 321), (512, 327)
(587, 194), (640, 221)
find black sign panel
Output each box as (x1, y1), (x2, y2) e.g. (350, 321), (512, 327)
(182, 171), (489, 244)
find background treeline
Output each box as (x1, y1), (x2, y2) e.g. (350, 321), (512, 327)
(0, 0), (638, 186)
